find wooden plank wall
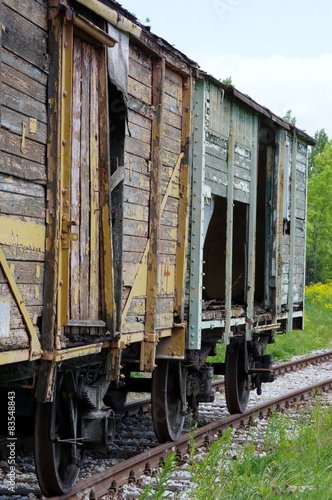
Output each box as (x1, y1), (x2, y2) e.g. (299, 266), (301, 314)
(122, 44), (152, 334)
(205, 82), (253, 204)
(122, 44), (184, 334)
(0, 0), (48, 350)
(280, 138), (307, 306)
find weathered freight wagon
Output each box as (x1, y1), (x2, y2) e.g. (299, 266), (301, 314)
(0, 0), (314, 495)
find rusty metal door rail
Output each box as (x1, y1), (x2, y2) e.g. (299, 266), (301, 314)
(50, 376), (332, 500)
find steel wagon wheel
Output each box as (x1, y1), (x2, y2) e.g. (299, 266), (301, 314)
(225, 339), (251, 414)
(34, 372), (80, 496)
(151, 359), (185, 442)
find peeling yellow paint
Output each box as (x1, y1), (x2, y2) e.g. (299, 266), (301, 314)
(35, 287), (39, 299)
(36, 265), (41, 278)
(9, 264), (15, 275)
(0, 217), (45, 251)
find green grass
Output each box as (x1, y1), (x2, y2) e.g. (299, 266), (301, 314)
(188, 403), (332, 499)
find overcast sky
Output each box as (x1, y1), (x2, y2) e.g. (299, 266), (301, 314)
(121, 0), (332, 139)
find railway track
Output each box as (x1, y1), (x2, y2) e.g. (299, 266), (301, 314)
(117, 349), (332, 415)
(0, 351), (331, 499)
(45, 350), (332, 500)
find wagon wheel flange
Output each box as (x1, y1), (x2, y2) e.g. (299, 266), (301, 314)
(151, 359), (185, 442)
(34, 371), (80, 496)
(225, 339), (251, 414)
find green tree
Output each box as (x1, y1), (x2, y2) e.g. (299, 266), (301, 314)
(308, 128), (329, 177)
(221, 76), (233, 86)
(306, 141), (332, 283)
(282, 109), (296, 126)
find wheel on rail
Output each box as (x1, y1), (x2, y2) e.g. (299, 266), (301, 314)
(151, 359), (185, 442)
(34, 371), (80, 496)
(225, 339), (251, 414)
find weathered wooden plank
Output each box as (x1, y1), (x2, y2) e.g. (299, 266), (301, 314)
(127, 121), (151, 144)
(0, 151), (46, 182)
(0, 330), (29, 351)
(233, 187), (250, 204)
(126, 136), (150, 159)
(155, 313), (173, 329)
(0, 261), (44, 284)
(80, 41), (91, 319)
(124, 185), (150, 206)
(2, 82), (47, 123)
(128, 77), (152, 104)
(164, 78), (182, 102)
(205, 142), (227, 162)
(122, 317), (145, 334)
(163, 135), (181, 155)
(234, 152), (251, 170)
(123, 203), (149, 222)
(127, 95), (154, 120)
(3, 0), (47, 30)
(128, 57), (152, 87)
(0, 191), (45, 218)
(125, 152), (150, 175)
(206, 131), (227, 149)
(205, 178), (227, 198)
(164, 109), (182, 129)
(1, 128), (45, 165)
(159, 240), (177, 255)
(5, 305), (43, 330)
(2, 62), (46, 103)
(165, 67), (183, 85)
(1, 243), (44, 263)
(2, 48), (47, 86)
(127, 297), (146, 316)
(124, 168), (150, 191)
(70, 38), (82, 322)
(0, 283), (44, 305)
(123, 219), (148, 238)
(0, 173), (45, 198)
(128, 109), (152, 131)
(129, 45), (152, 69)
(205, 165), (228, 187)
(123, 250), (146, 264)
(160, 225), (177, 242)
(123, 235), (148, 254)
(205, 151), (227, 172)
(163, 94), (182, 115)
(234, 164), (251, 182)
(2, 5), (48, 71)
(161, 210), (177, 227)
(1, 106), (47, 145)
(162, 150), (179, 168)
(89, 45), (101, 321)
(164, 123), (181, 142)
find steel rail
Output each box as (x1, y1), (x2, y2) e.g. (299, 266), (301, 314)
(49, 376), (332, 500)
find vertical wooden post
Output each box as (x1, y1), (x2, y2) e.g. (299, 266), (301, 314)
(287, 132), (298, 331)
(273, 131), (287, 319)
(174, 75), (192, 321)
(245, 114), (259, 340)
(141, 57), (165, 371)
(98, 49), (115, 332)
(57, 19), (73, 346)
(224, 104), (235, 345)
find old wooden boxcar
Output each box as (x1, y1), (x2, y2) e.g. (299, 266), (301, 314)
(0, 0), (314, 495)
